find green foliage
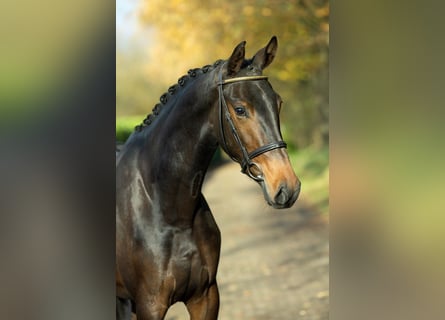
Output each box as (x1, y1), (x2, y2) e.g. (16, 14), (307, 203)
(289, 146), (329, 215)
(116, 115), (143, 143)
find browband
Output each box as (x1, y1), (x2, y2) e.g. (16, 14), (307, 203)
(219, 75), (268, 85)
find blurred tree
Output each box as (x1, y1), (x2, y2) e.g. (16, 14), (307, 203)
(129, 0), (329, 149)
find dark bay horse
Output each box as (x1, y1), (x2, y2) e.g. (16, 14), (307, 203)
(116, 36), (301, 320)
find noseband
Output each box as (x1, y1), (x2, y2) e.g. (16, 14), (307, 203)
(217, 66), (287, 181)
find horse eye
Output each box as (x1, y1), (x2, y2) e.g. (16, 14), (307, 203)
(234, 106), (246, 116)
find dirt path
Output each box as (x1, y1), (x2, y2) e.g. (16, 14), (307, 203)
(165, 162), (329, 320)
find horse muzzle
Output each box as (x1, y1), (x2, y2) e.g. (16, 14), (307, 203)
(255, 155), (301, 209)
(269, 181), (301, 209)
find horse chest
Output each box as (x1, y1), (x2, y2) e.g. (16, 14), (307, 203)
(162, 231), (213, 301)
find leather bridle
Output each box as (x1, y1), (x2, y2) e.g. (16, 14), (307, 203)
(217, 66), (287, 182)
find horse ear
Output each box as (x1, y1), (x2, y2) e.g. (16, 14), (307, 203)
(252, 36), (278, 70)
(227, 41), (246, 76)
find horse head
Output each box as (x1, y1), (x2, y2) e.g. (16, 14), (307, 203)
(217, 36), (301, 209)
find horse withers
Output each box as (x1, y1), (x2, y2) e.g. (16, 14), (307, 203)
(116, 36), (301, 320)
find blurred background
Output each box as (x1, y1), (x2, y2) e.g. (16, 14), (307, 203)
(1, 0), (445, 319)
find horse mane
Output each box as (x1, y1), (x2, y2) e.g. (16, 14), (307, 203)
(134, 59), (226, 131)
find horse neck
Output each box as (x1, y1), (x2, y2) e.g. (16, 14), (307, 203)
(136, 68), (220, 206)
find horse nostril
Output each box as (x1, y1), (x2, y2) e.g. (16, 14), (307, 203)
(274, 185), (289, 206)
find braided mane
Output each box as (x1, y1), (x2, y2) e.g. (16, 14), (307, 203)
(134, 59), (225, 131)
